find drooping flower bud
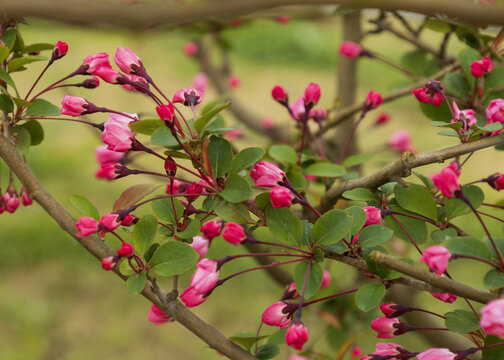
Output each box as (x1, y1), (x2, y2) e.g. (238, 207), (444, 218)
(20, 186), (33, 206)
(114, 46), (144, 76)
(101, 113), (137, 152)
(184, 182), (203, 202)
(309, 108), (327, 124)
(94, 67), (124, 84)
(190, 259), (219, 294)
(222, 222), (246, 245)
(470, 56), (493, 78)
(101, 256), (118, 270)
(95, 162), (122, 180)
(303, 82), (321, 107)
(190, 235), (210, 260)
(285, 322), (309, 351)
(269, 186), (294, 208)
(75, 216), (99, 237)
(370, 316), (401, 338)
(271, 85), (288, 104)
(200, 220), (222, 239)
(250, 161), (285, 187)
(173, 87), (204, 107)
(3, 183), (19, 213)
(117, 242), (134, 257)
(148, 304), (173, 325)
(60, 95), (96, 116)
(431, 291), (457, 303)
(419, 246), (451, 275)
(183, 42), (198, 57)
(261, 301), (292, 329)
(365, 90), (383, 110)
(99, 212), (122, 231)
(431, 166), (460, 198)
(180, 286), (207, 307)
(411, 81), (444, 107)
(156, 103), (175, 124)
(363, 206), (382, 227)
(486, 173), (504, 190)
(164, 156), (177, 177)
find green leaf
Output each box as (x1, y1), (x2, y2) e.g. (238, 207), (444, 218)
(267, 329), (287, 345)
(294, 262), (323, 300)
(424, 19), (452, 33)
(341, 153), (373, 167)
(69, 194), (99, 219)
(220, 173), (252, 203)
(312, 209), (353, 245)
(0, 94), (14, 113)
(0, 67), (16, 89)
(419, 101), (452, 122)
(8, 55), (47, 73)
(431, 228), (457, 242)
(444, 72), (471, 99)
(413, 171), (434, 190)
(342, 188), (375, 201)
(11, 126), (30, 156)
(208, 135), (233, 177)
(25, 99), (60, 117)
(0, 45), (9, 63)
(150, 241), (199, 277)
(482, 335), (504, 360)
(119, 259), (136, 276)
(152, 197), (184, 225)
(20, 120), (44, 145)
(458, 48), (481, 86)
(345, 206), (366, 235)
(1, 28), (17, 49)
(229, 336), (269, 352)
(355, 283), (386, 311)
(286, 170), (307, 189)
(214, 199), (250, 224)
(22, 43), (54, 53)
(230, 147), (264, 172)
(384, 206), (427, 245)
(394, 183), (438, 220)
(151, 126), (178, 148)
(144, 243), (160, 263)
(126, 270), (146, 295)
(269, 144), (297, 165)
(175, 219), (201, 240)
(456, 27), (482, 50)
(484, 269), (504, 290)
(11, 97), (31, 108)
(195, 101), (230, 134)
(401, 49), (429, 76)
(444, 310), (479, 333)
(265, 204), (303, 246)
(444, 236), (491, 260)
(484, 67), (504, 93)
(133, 215), (157, 255)
(254, 192), (270, 210)
(256, 343), (279, 360)
(113, 184), (160, 211)
(445, 185), (484, 219)
(129, 119), (163, 135)
(305, 162), (345, 177)
(358, 225), (393, 248)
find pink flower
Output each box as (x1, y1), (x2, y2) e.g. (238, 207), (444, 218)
(121, 214), (135, 227)
(200, 220), (222, 239)
(380, 303), (399, 318)
(388, 129), (415, 153)
(272, 85), (287, 103)
(83, 53), (112, 74)
(411, 87), (443, 107)
(148, 304), (173, 325)
(102, 113), (137, 152)
(486, 98), (504, 134)
(470, 56), (493, 77)
(3, 185), (19, 213)
(363, 206), (382, 227)
(183, 41), (198, 57)
(94, 67), (123, 84)
(75, 216), (99, 237)
(365, 90), (383, 109)
(431, 292), (457, 303)
(370, 316), (400, 338)
(95, 162), (120, 180)
(287, 282), (299, 298)
(269, 186), (294, 208)
(339, 41), (362, 58)
(190, 259), (219, 294)
(447, 160), (461, 176)
(288, 355), (307, 360)
(488, 173), (504, 190)
(228, 74), (241, 89)
(20, 187), (33, 206)
(120, 74), (147, 91)
(417, 348), (456, 360)
(61, 95), (88, 116)
(419, 245), (451, 275)
(99, 212), (122, 231)
(156, 103), (175, 122)
(95, 145), (125, 164)
(451, 101), (477, 134)
(114, 46), (142, 75)
(166, 179), (183, 195)
(222, 222), (247, 245)
(180, 286), (207, 307)
(290, 96), (306, 120)
(304, 82), (321, 106)
(192, 72), (209, 93)
(350, 346), (363, 358)
(102, 256), (118, 270)
(173, 87), (204, 106)
(364, 343), (402, 359)
(431, 166), (460, 198)
(184, 182), (203, 202)
(376, 112), (390, 125)
(262, 301), (292, 329)
(117, 242), (134, 257)
(261, 117), (274, 129)
(480, 299), (504, 338)
(250, 161), (285, 187)
(52, 40), (68, 60)
(285, 322), (309, 351)
(309, 108), (327, 124)
(321, 270), (331, 288)
(190, 236), (210, 260)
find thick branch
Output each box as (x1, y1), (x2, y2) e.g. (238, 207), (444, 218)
(0, 134), (256, 360)
(2, 0), (504, 27)
(318, 134), (504, 214)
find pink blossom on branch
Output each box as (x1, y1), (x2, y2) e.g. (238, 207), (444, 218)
(285, 322), (309, 350)
(304, 82), (321, 106)
(60, 95), (90, 116)
(363, 206), (382, 227)
(271, 85), (287, 103)
(431, 292), (457, 303)
(411, 87), (443, 106)
(116, 242), (134, 257)
(183, 41), (198, 57)
(83, 53), (112, 74)
(388, 129), (416, 154)
(147, 304), (173, 325)
(3, 185), (19, 213)
(370, 316), (400, 338)
(180, 286), (207, 307)
(173, 87), (203, 106)
(189, 236), (210, 260)
(20, 187), (33, 206)
(250, 161), (285, 187)
(486, 98), (504, 135)
(95, 145), (125, 164)
(269, 186), (294, 208)
(95, 162), (121, 180)
(114, 46), (143, 75)
(431, 166), (460, 198)
(200, 220), (222, 239)
(261, 301), (292, 329)
(487, 173), (504, 190)
(101, 256), (118, 270)
(419, 245), (451, 275)
(75, 216), (99, 238)
(51, 40), (68, 63)
(470, 56), (493, 77)
(365, 90), (383, 109)
(190, 259), (219, 294)
(222, 222), (247, 245)
(156, 103), (175, 122)
(321, 269), (331, 288)
(451, 101), (477, 135)
(416, 348), (457, 360)
(376, 111), (390, 125)
(339, 41), (362, 58)
(480, 298), (504, 338)
(101, 112), (137, 152)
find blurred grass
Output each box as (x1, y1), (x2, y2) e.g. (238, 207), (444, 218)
(0, 15), (503, 360)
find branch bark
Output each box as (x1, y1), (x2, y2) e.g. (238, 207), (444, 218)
(0, 134), (257, 360)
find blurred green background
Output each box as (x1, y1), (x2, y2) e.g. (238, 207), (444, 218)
(1, 13), (503, 360)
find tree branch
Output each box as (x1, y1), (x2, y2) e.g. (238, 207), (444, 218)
(0, 134), (257, 360)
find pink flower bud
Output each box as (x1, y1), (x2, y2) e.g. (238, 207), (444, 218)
(250, 161), (285, 187)
(180, 286), (207, 307)
(309, 108), (327, 123)
(184, 182), (203, 202)
(271, 85), (287, 103)
(285, 322), (309, 351)
(121, 214), (135, 226)
(120, 74), (149, 92)
(0, 194), (4, 214)
(173, 87), (204, 107)
(370, 316), (400, 338)
(363, 206), (382, 227)
(117, 242), (134, 257)
(411, 85), (444, 106)
(166, 179), (183, 195)
(288, 355), (307, 360)
(367, 343), (402, 358)
(75, 216), (99, 237)
(114, 46), (142, 75)
(451, 101), (477, 135)
(192, 72), (209, 93)
(3, 185), (19, 213)
(431, 166), (460, 198)
(417, 348), (457, 360)
(95, 145), (125, 165)
(60, 95), (88, 116)
(321, 269), (331, 288)
(190, 235), (210, 260)
(431, 291), (457, 303)
(304, 82), (321, 106)
(102, 113), (137, 152)
(290, 96), (306, 120)
(20, 186), (33, 206)
(388, 129), (415, 154)
(228, 74), (241, 89)
(99, 212), (122, 231)
(52, 40), (68, 61)
(276, 15), (290, 24)
(470, 56), (493, 77)
(269, 186), (294, 208)
(350, 346), (363, 358)
(81, 76), (100, 89)
(286, 282), (299, 298)
(376, 112), (390, 125)
(339, 41), (362, 58)
(365, 90), (383, 109)
(148, 304), (173, 325)
(261, 116), (274, 129)
(419, 245), (451, 275)
(101, 256), (118, 270)
(486, 98), (504, 135)
(94, 67), (122, 84)
(222, 222), (246, 245)
(163, 156), (177, 177)
(95, 162), (121, 180)
(200, 220), (222, 239)
(183, 41), (198, 57)
(156, 103), (175, 122)
(190, 259), (219, 294)
(488, 173), (504, 190)
(224, 129), (243, 139)
(480, 298), (504, 338)
(83, 53), (112, 74)
(261, 301), (292, 329)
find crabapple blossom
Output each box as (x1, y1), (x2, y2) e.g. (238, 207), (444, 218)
(250, 161), (285, 187)
(419, 246), (451, 275)
(222, 222), (247, 245)
(480, 298), (504, 338)
(363, 206), (382, 227)
(269, 186), (294, 208)
(190, 259), (219, 294)
(304, 82), (321, 106)
(75, 216), (99, 237)
(339, 41), (362, 58)
(116, 242), (134, 257)
(285, 322), (309, 350)
(470, 56), (493, 77)
(370, 316), (400, 338)
(200, 220), (222, 239)
(173, 87), (203, 106)
(101, 256), (118, 270)
(189, 236), (210, 260)
(431, 166), (460, 198)
(261, 301), (292, 329)
(416, 348), (456, 360)
(148, 304), (173, 325)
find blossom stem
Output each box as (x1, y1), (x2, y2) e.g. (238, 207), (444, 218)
(301, 288), (357, 307)
(407, 307), (446, 319)
(471, 77), (479, 107)
(295, 259), (312, 322)
(439, 91), (457, 120)
(476, 210), (504, 223)
(28, 73), (75, 102)
(24, 62), (51, 100)
(451, 253), (502, 270)
(389, 213), (423, 254)
(482, 202), (504, 209)
(388, 210), (439, 227)
(337, 108), (367, 164)
(27, 116), (104, 129)
(297, 120), (308, 166)
(218, 253), (309, 266)
(124, 193), (217, 213)
(244, 238), (312, 255)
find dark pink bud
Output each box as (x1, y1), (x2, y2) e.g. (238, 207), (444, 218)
(228, 75), (241, 90)
(83, 53), (112, 75)
(184, 182), (203, 202)
(250, 161), (285, 187)
(285, 322), (309, 351)
(94, 67), (123, 84)
(148, 304), (173, 325)
(81, 76), (100, 89)
(487, 173), (504, 190)
(431, 166), (460, 198)
(276, 15), (290, 24)
(117, 242), (134, 257)
(321, 270), (331, 288)
(262, 301), (292, 329)
(3, 184), (19, 213)
(95, 145), (125, 165)
(101, 256), (118, 270)
(190, 259), (219, 294)
(272, 85), (287, 103)
(419, 245), (451, 275)
(52, 40), (68, 61)
(95, 162), (121, 180)
(368, 343), (403, 358)
(180, 286), (207, 307)
(411, 87), (443, 107)
(376, 112), (390, 125)
(350, 346), (363, 358)
(60, 95), (88, 116)
(156, 104), (175, 123)
(303, 82), (321, 106)
(363, 206), (382, 227)
(183, 42), (198, 57)
(173, 87), (204, 107)
(164, 156), (177, 177)
(114, 46), (143, 75)
(222, 222), (246, 245)
(471, 56), (493, 78)
(417, 348), (457, 360)
(200, 220), (222, 239)
(486, 99), (504, 135)
(20, 186), (33, 206)
(370, 316), (400, 338)
(339, 41), (362, 58)
(75, 216), (99, 237)
(102, 113), (136, 152)
(365, 90), (383, 109)
(431, 291), (457, 303)
(99, 212), (122, 231)
(269, 186), (294, 208)
(165, 179), (183, 195)
(121, 214), (135, 226)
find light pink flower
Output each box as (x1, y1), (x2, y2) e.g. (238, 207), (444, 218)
(304, 82), (321, 106)
(321, 270), (331, 288)
(417, 348), (456, 360)
(83, 53), (111, 74)
(250, 161), (285, 187)
(102, 256), (118, 270)
(183, 41), (198, 57)
(120, 74), (147, 91)
(20, 187), (33, 206)
(94, 67), (123, 84)
(190, 236), (210, 260)
(370, 316), (399, 338)
(222, 222), (247, 245)
(269, 186), (294, 208)
(486, 98), (504, 135)
(101, 113), (137, 152)
(228, 74), (241, 89)
(431, 166), (460, 198)
(75, 216), (99, 237)
(61, 95), (88, 116)
(470, 56), (493, 77)
(180, 286), (207, 307)
(419, 246), (451, 275)
(272, 85), (287, 103)
(388, 129), (415, 153)
(200, 220), (222, 239)
(190, 259), (219, 294)
(451, 101), (477, 134)
(339, 41), (362, 58)
(148, 304), (173, 325)
(290, 96), (306, 120)
(480, 298), (504, 338)
(411, 87), (443, 106)
(114, 46), (142, 74)
(3, 186), (19, 213)
(285, 322), (309, 351)
(117, 242), (134, 257)
(95, 162), (120, 180)
(261, 301), (292, 329)
(365, 90), (383, 109)
(95, 145), (125, 164)
(363, 206), (382, 227)
(192, 72), (209, 93)
(173, 87), (204, 106)
(363, 343), (402, 359)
